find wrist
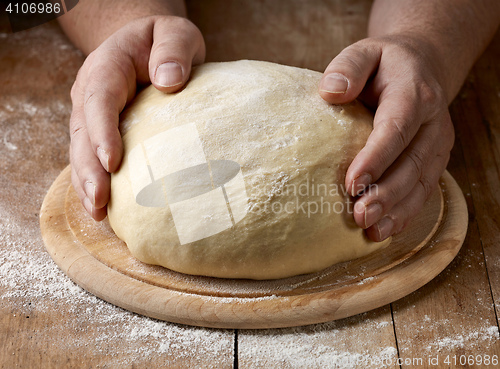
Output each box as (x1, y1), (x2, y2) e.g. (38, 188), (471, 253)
(368, 0), (500, 104)
(58, 0), (187, 55)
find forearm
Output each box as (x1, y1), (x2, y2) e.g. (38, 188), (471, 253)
(368, 0), (500, 103)
(58, 0), (186, 55)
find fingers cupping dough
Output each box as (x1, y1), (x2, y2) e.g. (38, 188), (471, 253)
(69, 103), (110, 220)
(353, 120), (442, 228)
(70, 56), (116, 220)
(365, 151), (450, 242)
(345, 85), (428, 197)
(149, 16), (206, 93)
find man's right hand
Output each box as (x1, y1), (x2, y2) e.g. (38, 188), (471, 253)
(68, 15), (205, 220)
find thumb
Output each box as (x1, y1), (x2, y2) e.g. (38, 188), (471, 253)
(149, 16), (206, 93)
(319, 40), (381, 104)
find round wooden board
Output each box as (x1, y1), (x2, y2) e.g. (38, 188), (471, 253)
(40, 166), (467, 329)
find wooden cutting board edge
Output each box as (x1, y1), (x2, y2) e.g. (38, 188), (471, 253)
(40, 166), (467, 329)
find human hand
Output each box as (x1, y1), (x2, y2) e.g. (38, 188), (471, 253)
(69, 15), (205, 220)
(319, 35), (454, 241)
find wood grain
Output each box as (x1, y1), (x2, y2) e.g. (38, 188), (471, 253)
(188, 0), (372, 71)
(2, 0), (499, 366)
(456, 31), (500, 327)
(40, 166), (467, 329)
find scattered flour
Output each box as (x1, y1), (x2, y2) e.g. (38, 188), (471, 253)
(238, 314), (398, 369)
(0, 211), (234, 367)
(3, 131), (18, 150)
(426, 325), (500, 352)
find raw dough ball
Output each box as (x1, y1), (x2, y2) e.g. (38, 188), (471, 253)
(108, 60), (390, 280)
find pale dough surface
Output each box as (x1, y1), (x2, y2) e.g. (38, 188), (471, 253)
(108, 60), (390, 280)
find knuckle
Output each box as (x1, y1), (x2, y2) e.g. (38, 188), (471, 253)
(334, 54), (366, 79)
(83, 87), (118, 113)
(381, 118), (412, 149)
(176, 17), (202, 39)
(414, 79), (448, 115)
(69, 113), (85, 139)
(84, 90), (97, 107)
(84, 60), (131, 108)
(418, 176), (436, 200)
(160, 16), (201, 42)
(372, 183), (400, 210)
(70, 124), (84, 139)
(405, 149), (426, 178)
(363, 144), (394, 180)
(174, 16), (197, 31)
(384, 186), (401, 207)
(340, 57), (364, 80)
(352, 38), (379, 57)
(331, 40), (376, 78)
(416, 81), (440, 106)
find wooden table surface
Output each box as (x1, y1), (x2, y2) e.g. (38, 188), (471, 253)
(1, 1), (499, 368)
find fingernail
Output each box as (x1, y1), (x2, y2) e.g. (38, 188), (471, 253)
(376, 216), (394, 241)
(351, 173), (372, 197)
(83, 197), (95, 219)
(84, 181), (96, 206)
(97, 147), (110, 172)
(155, 62), (183, 87)
(364, 202), (383, 228)
(320, 73), (349, 94)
